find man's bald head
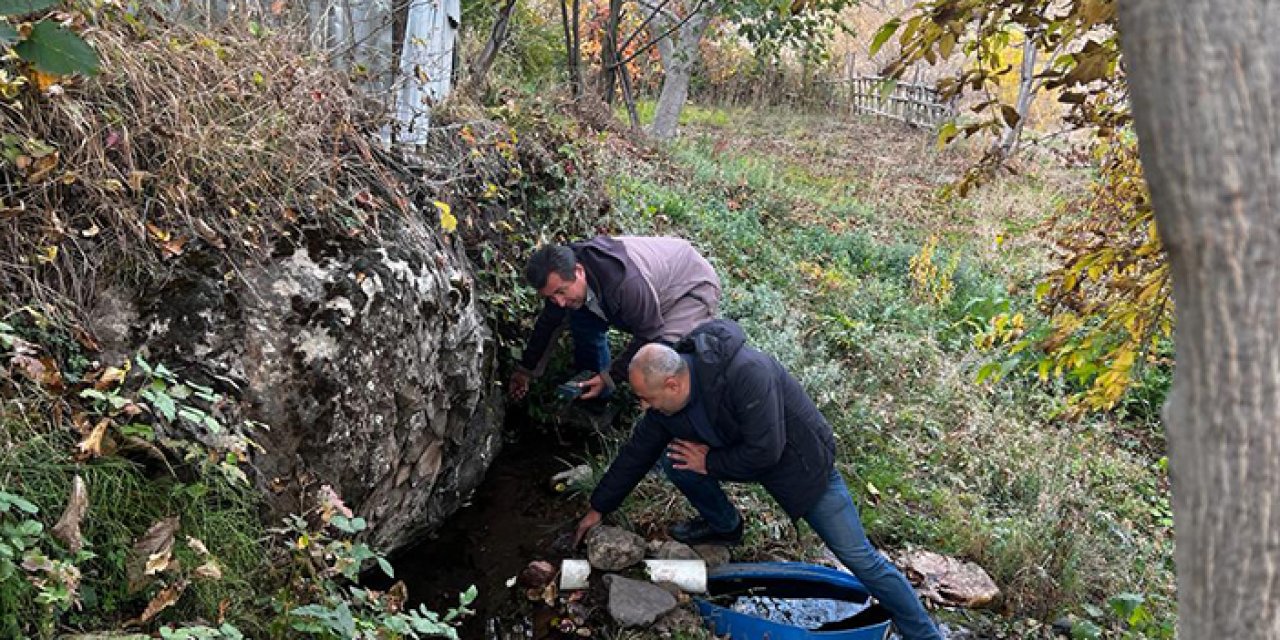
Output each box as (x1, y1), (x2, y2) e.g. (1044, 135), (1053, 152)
(629, 343), (691, 415)
(631, 343), (687, 388)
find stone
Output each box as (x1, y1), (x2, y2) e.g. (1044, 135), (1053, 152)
(650, 540), (700, 560)
(90, 202), (504, 553)
(518, 560), (557, 589)
(692, 544), (731, 568)
(586, 525), (646, 571)
(898, 549), (1001, 608)
(604, 574), (678, 627)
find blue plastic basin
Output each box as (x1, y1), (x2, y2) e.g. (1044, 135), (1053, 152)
(694, 562), (892, 640)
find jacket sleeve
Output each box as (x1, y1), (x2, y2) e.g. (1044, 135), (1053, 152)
(589, 415), (671, 515)
(606, 276), (665, 383)
(518, 300), (570, 375)
(704, 363), (786, 481)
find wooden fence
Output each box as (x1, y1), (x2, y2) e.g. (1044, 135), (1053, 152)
(841, 76), (956, 129)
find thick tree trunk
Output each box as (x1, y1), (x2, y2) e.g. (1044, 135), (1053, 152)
(1119, 2), (1280, 637)
(651, 60), (693, 138)
(647, 3), (709, 140)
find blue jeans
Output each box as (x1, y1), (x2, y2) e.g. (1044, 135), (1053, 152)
(569, 309), (611, 376)
(661, 455), (741, 532)
(804, 468), (943, 640)
(664, 461), (942, 640)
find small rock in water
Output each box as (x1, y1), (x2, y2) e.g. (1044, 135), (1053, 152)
(518, 560), (557, 589)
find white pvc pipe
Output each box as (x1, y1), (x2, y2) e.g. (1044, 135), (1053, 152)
(558, 558), (707, 593)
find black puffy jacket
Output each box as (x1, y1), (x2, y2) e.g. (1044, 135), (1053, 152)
(589, 319), (837, 519)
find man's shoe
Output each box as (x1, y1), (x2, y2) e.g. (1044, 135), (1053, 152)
(669, 517), (743, 546)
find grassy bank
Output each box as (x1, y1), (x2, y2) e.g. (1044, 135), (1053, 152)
(591, 104), (1174, 636)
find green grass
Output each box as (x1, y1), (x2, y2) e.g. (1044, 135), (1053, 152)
(0, 407), (270, 636)
(590, 106), (1174, 633)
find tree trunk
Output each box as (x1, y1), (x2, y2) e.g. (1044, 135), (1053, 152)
(394, 0), (461, 144)
(468, 0), (518, 94)
(994, 36), (1037, 163)
(1119, 2), (1280, 637)
(647, 2), (709, 140)
(597, 0), (623, 103)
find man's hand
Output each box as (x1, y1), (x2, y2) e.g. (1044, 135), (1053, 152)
(668, 439), (710, 474)
(573, 509), (603, 548)
(577, 373), (608, 400)
(509, 370), (531, 400)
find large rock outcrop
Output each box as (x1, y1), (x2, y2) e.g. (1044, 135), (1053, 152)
(89, 212), (502, 552)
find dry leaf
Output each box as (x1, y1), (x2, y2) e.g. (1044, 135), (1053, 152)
(27, 151), (59, 183)
(386, 581), (408, 614)
(271, 0), (287, 14)
(186, 536), (209, 556)
(194, 561), (222, 581)
(145, 550), (173, 576)
(127, 170), (149, 193)
(52, 476), (88, 553)
(11, 353), (65, 390)
(95, 365), (128, 390)
(160, 236), (188, 258)
(136, 579), (188, 624)
(145, 222), (170, 242)
(127, 516), (180, 593)
(76, 418), (112, 459)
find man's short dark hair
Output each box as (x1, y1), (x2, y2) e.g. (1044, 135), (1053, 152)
(525, 244), (578, 289)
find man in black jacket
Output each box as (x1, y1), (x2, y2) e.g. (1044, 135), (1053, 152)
(508, 236), (720, 401)
(572, 319), (943, 640)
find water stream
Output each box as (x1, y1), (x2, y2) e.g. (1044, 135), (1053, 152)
(369, 407), (597, 638)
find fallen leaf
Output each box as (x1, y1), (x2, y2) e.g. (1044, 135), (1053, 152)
(29, 70), (58, 92)
(135, 579), (188, 623)
(51, 476), (88, 553)
(71, 325), (100, 352)
(271, 0), (287, 14)
(127, 516), (180, 593)
(194, 561), (222, 581)
(127, 170), (149, 193)
(186, 536), (209, 556)
(11, 353), (65, 391)
(145, 550), (173, 576)
(145, 223), (170, 242)
(27, 151), (59, 183)
(160, 236), (188, 258)
(386, 581), (408, 613)
(76, 418), (112, 459)
(95, 365), (128, 390)
(353, 190), (376, 210)
(434, 200), (456, 233)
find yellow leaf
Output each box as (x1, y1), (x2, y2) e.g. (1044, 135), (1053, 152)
(30, 70), (59, 92)
(146, 223), (170, 242)
(434, 200), (457, 233)
(37, 245), (58, 263)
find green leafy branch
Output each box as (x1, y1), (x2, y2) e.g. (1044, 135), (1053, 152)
(0, 0), (100, 78)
